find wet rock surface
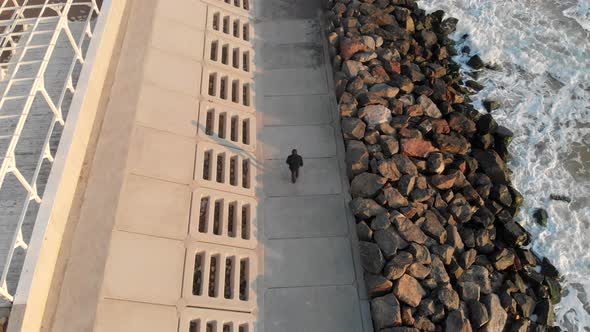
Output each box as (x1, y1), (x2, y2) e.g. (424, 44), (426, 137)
(326, 0), (562, 330)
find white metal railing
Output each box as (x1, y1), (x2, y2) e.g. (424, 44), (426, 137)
(0, 0), (101, 305)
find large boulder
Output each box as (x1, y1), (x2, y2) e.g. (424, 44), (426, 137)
(401, 138), (439, 158)
(417, 95), (442, 118)
(358, 105), (392, 126)
(374, 227), (409, 259)
(359, 241), (385, 274)
(473, 149), (509, 184)
(342, 117), (366, 140)
(393, 216), (429, 244)
(394, 274), (425, 307)
(480, 294), (508, 332)
(350, 172), (387, 198)
(371, 293), (402, 330)
(350, 198), (386, 219)
(435, 133), (470, 155)
(346, 140), (369, 176)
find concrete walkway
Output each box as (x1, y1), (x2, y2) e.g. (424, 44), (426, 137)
(254, 1), (372, 331)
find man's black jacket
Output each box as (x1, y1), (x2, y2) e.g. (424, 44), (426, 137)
(286, 154), (303, 170)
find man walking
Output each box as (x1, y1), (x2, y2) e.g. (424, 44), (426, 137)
(286, 149), (303, 183)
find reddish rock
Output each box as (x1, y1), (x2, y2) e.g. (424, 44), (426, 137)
(394, 274), (426, 307)
(401, 138), (439, 158)
(430, 172), (459, 190)
(431, 119), (451, 134)
(340, 37), (367, 60)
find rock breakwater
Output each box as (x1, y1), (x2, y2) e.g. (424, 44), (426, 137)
(324, 0), (563, 331)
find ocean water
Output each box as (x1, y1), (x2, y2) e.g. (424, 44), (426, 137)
(419, 0), (590, 330)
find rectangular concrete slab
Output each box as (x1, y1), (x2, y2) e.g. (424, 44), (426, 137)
(264, 286), (364, 332)
(260, 125), (336, 159)
(258, 68), (328, 96)
(264, 194), (348, 239)
(127, 125), (196, 184)
(155, 0), (207, 29)
(254, 19), (321, 44)
(258, 43), (323, 70)
(135, 82), (199, 136)
(95, 300), (178, 332)
(116, 174), (191, 240)
(102, 231), (184, 305)
(265, 237), (354, 287)
(143, 47), (202, 96)
(263, 158), (342, 196)
(259, 94), (332, 126)
(150, 16), (205, 60)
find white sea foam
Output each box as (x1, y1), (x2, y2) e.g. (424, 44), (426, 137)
(419, 0), (590, 329)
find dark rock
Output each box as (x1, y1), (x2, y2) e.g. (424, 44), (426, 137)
(350, 198), (386, 219)
(435, 132), (470, 154)
(392, 154), (419, 175)
(346, 140), (369, 176)
(449, 112), (477, 135)
(466, 80), (484, 91)
(534, 299), (555, 326)
(356, 221), (373, 241)
(340, 37), (368, 60)
(458, 249), (477, 270)
(430, 171), (459, 190)
(342, 117), (366, 140)
(549, 194), (571, 203)
(473, 149), (508, 184)
(458, 281), (481, 301)
(430, 256), (450, 284)
(468, 300), (489, 328)
(438, 287), (460, 310)
(533, 208), (548, 227)
(483, 99), (501, 112)
(365, 273), (393, 297)
(351, 172), (387, 198)
(507, 319), (529, 332)
(417, 95), (443, 118)
(472, 206), (495, 228)
(380, 136), (399, 157)
(493, 248), (515, 271)
(370, 83), (400, 98)
(499, 220), (530, 246)
(545, 276), (562, 304)
(407, 262), (431, 279)
(410, 188), (436, 202)
(446, 224), (465, 252)
(401, 137), (438, 158)
(421, 210), (447, 243)
(398, 174), (416, 196)
(393, 215), (429, 244)
(514, 292), (536, 317)
(476, 113), (498, 134)
(426, 152), (445, 174)
(491, 184), (513, 207)
(407, 243), (432, 265)
(446, 309), (473, 332)
(371, 212), (391, 231)
(382, 186), (409, 209)
(384, 251), (414, 280)
(394, 274), (425, 307)
(467, 55), (485, 70)
(377, 159), (402, 181)
(480, 294), (508, 332)
(375, 227), (409, 259)
(371, 293), (402, 329)
(401, 305), (415, 326)
(541, 257), (560, 278)
(460, 265), (492, 294)
(431, 244), (455, 265)
(414, 316), (436, 331)
(420, 30), (438, 48)
(359, 241), (385, 274)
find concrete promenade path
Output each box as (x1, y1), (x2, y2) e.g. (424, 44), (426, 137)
(254, 0), (372, 331)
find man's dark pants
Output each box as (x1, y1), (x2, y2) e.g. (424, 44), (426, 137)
(290, 167), (299, 183)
